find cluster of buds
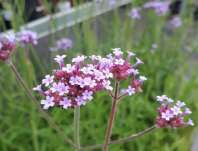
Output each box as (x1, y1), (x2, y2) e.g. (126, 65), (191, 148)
(156, 95), (194, 128)
(0, 33), (16, 61)
(34, 48), (147, 109)
(16, 30), (38, 46)
(50, 38), (73, 51)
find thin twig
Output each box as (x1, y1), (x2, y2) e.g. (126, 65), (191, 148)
(74, 106), (81, 151)
(7, 60), (76, 149)
(81, 125), (156, 150)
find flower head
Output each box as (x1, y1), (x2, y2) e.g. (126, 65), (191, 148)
(35, 48), (146, 109)
(16, 30), (38, 46)
(144, 1), (171, 16)
(0, 33), (16, 61)
(129, 8), (141, 19)
(168, 16), (182, 28)
(51, 38), (73, 51)
(156, 95), (193, 128)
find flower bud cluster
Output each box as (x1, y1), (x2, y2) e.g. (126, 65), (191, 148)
(156, 95), (194, 128)
(0, 33), (16, 61)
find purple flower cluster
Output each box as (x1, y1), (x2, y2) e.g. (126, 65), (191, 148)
(50, 38), (73, 51)
(128, 8), (141, 20)
(16, 30), (38, 46)
(156, 95), (194, 128)
(168, 16), (182, 28)
(144, 1), (171, 16)
(0, 33), (16, 61)
(34, 48), (147, 109)
(129, 0), (171, 19)
(0, 30), (38, 61)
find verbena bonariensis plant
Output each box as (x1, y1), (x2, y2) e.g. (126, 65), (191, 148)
(0, 32), (77, 149)
(33, 48), (193, 151)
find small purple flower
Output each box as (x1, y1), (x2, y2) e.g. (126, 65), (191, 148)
(125, 86), (135, 96)
(156, 95), (168, 103)
(33, 84), (42, 92)
(51, 38), (73, 51)
(54, 55), (66, 68)
(129, 8), (141, 19)
(187, 119), (194, 126)
(82, 90), (93, 101)
(41, 96), (55, 109)
(72, 55), (87, 63)
(144, 1), (170, 16)
(161, 110), (174, 121)
(16, 30), (38, 46)
(50, 82), (69, 96)
(168, 16), (182, 28)
(59, 97), (72, 109)
(42, 75), (54, 87)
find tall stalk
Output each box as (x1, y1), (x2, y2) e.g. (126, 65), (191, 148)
(6, 59), (76, 148)
(103, 81), (119, 151)
(74, 106), (81, 151)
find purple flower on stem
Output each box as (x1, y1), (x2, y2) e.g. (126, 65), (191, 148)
(156, 95), (194, 128)
(41, 96), (55, 109)
(16, 30), (38, 46)
(0, 32), (16, 61)
(51, 38), (73, 51)
(129, 8), (141, 19)
(144, 1), (171, 16)
(168, 16), (182, 28)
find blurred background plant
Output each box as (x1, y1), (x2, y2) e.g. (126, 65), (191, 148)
(0, 0), (198, 151)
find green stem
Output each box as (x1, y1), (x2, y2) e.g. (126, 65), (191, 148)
(7, 59), (76, 149)
(103, 82), (119, 151)
(74, 106), (81, 151)
(81, 125), (156, 150)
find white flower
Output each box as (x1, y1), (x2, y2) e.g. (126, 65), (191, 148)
(161, 110), (174, 121)
(128, 69), (139, 75)
(171, 106), (182, 116)
(156, 95), (168, 102)
(50, 82), (69, 95)
(139, 76), (147, 82)
(136, 57), (143, 65)
(114, 58), (124, 65)
(103, 80), (113, 91)
(167, 98), (174, 103)
(112, 48), (123, 56)
(72, 55), (87, 63)
(54, 55), (66, 65)
(127, 51), (136, 57)
(184, 108), (192, 114)
(176, 101), (186, 107)
(82, 90), (93, 101)
(33, 84), (42, 91)
(125, 86), (135, 96)
(59, 97), (71, 109)
(41, 96), (55, 109)
(62, 64), (76, 73)
(42, 75), (54, 87)
(187, 119), (194, 126)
